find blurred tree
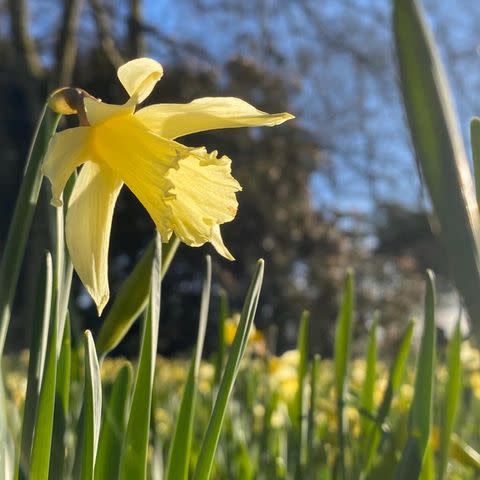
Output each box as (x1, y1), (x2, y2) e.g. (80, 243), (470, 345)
(1, 0), (477, 354)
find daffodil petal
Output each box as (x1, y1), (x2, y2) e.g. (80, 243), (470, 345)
(42, 127), (89, 206)
(135, 97), (294, 139)
(210, 225), (235, 260)
(84, 97), (133, 126)
(117, 58), (163, 104)
(89, 113), (186, 239)
(66, 161), (123, 315)
(164, 148), (241, 249)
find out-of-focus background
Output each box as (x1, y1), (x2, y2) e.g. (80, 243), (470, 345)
(1, 0), (478, 355)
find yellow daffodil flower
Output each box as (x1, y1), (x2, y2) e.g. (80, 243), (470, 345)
(43, 58), (293, 314)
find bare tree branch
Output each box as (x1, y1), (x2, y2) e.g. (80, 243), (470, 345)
(55, 0), (84, 86)
(88, 0), (124, 68)
(127, 0), (145, 58)
(7, 0), (44, 78)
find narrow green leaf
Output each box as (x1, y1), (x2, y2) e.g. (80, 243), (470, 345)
(470, 117), (480, 210)
(55, 172), (76, 352)
(94, 363), (133, 480)
(17, 253), (53, 477)
(118, 235), (161, 480)
(165, 256), (212, 480)
(360, 315), (378, 433)
(438, 318), (462, 480)
(306, 355), (320, 477)
(294, 311), (309, 429)
(362, 319), (414, 476)
(81, 331), (103, 480)
(419, 442), (435, 480)
(294, 311), (309, 479)
(30, 308), (58, 480)
(359, 315), (378, 471)
(0, 106), (61, 356)
(0, 381), (14, 480)
(214, 291), (229, 385)
(56, 314), (71, 415)
(193, 259), (264, 480)
(394, 0), (480, 330)
(395, 271), (436, 479)
(96, 235), (178, 357)
(151, 428), (164, 480)
(451, 434), (480, 470)
(334, 270), (354, 479)
(49, 314), (72, 480)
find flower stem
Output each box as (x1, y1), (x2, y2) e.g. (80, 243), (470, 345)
(0, 105), (60, 356)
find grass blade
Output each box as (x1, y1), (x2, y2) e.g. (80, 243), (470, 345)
(96, 235), (178, 357)
(393, 0), (480, 329)
(214, 291), (229, 385)
(118, 235), (161, 480)
(360, 314), (378, 433)
(165, 256), (212, 480)
(49, 314), (72, 480)
(0, 381), (14, 480)
(361, 319), (414, 477)
(470, 117), (480, 210)
(306, 354), (320, 478)
(193, 259), (265, 480)
(81, 331), (102, 480)
(450, 434), (480, 470)
(55, 173), (76, 352)
(30, 301), (58, 480)
(334, 270), (354, 479)
(438, 318), (462, 479)
(293, 311), (309, 479)
(94, 363), (133, 480)
(0, 106), (60, 356)
(17, 253), (53, 477)
(395, 270), (436, 479)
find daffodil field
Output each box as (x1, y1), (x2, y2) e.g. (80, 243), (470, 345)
(3, 0), (480, 479)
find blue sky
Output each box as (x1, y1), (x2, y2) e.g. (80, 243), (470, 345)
(23, 0), (480, 224)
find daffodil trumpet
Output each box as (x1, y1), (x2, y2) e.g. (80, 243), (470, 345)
(43, 58), (294, 314)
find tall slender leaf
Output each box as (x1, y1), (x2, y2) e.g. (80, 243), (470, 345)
(293, 311), (309, 479)
(394, 0), (480, 329)
(306, 355), (320, 479)
(55, 173), (76, 352)
(193, 259), (264, 480)
(360, 314), (378, 432)
(49, 314), (72, 480)
(118, 235), (161, 479)
(165, 256), (212, 480)
(0, 381), (14, 480)
(395, 271), (436, 479)
(96, 235), (178, 357)
(214, 291), (229, 385)
(81, 331), (102, 480)
(438, 318), (462, 480)
(30, 307), (58, 480)
(0, 106), (60, 355)
(334, 270), (354, 479)
(470, 117), (480, 209)
(361, 320), (414, 477)
(94, 363), (133, 480)
(17, 253), (53, 478)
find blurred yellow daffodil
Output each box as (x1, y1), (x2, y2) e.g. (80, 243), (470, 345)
(43, 58), (293, 313)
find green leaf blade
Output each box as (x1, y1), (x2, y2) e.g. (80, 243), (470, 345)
(118, 235), (162, 480)
(395, 271), (436, 479)
(165, 256), (212, 480)
(393, 0), (480, 330)
(193, 259), (265, 480)
(95, 363), (133, 480)
(81, 331), (103, 480)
